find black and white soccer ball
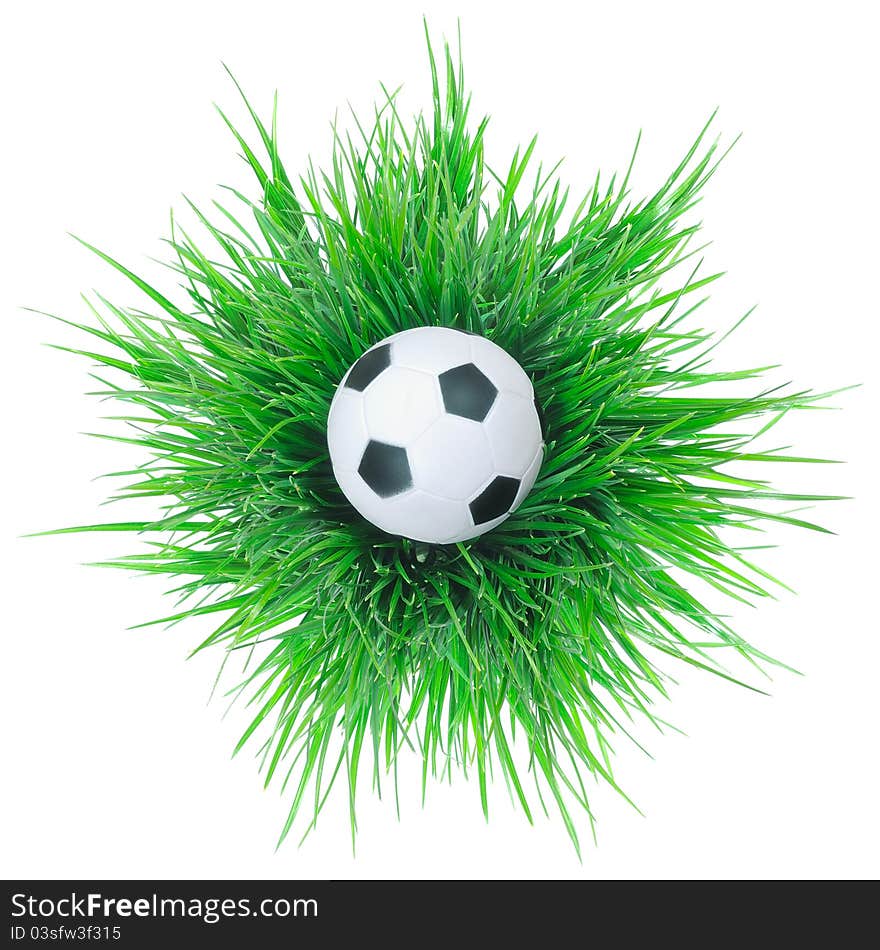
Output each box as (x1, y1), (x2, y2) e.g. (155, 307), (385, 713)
(327, 326), (543, 543)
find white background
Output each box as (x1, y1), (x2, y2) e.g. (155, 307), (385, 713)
(2, 1), (878, 880)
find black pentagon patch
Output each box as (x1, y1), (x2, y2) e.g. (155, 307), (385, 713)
(358, 440), (412, 497)
(469, 475), (520, 525)
(439, 363), (497, 421)
(345, 344), (391, 392)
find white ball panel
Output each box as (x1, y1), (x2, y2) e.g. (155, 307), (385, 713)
(363, 366), (440, 445)
(469, 336), (534, 400)
(484, 392), (543, 475)
(409, 415), (494, 501)
(449, 514), (508, 543)
(327, 390), (369, 471)
(511, 445), (544, 512)
(391, 326), (472, 375)
(374, 490), (472, 544)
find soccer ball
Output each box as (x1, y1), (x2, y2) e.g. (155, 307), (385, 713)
(327, 326), (544, 544)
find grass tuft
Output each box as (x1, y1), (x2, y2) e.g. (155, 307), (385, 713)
(45, 30), (839, 853)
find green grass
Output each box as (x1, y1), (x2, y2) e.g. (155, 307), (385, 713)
(46, 28), (840, 855)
